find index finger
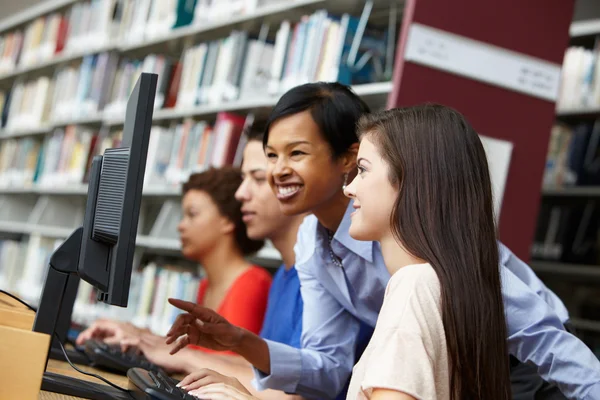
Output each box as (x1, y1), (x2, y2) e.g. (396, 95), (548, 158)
(168, 298), (196, 313)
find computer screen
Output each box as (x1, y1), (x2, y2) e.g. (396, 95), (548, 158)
(78, 71), (156, 306)
(32, 72), (158, 400)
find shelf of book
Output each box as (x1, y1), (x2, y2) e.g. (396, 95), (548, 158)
(0, 220), (282, 262)
(556, 107), (600, 120)
(571, 318), (600, 334)
(530, 261), (600, 282)
(0, 43), (116, 84)
(542, 186), (600, 197)
(0, 221), (72, 239)
(0, 81), (393, 138)
(0, 0), (387, 87)
(570, 18), (600, 38)
(0, 184), (182, 197)
(0, 0), (77, 34)
(119, 0), (326, 52)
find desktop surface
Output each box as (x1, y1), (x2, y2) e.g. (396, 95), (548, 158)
(40, 359), (129, 399)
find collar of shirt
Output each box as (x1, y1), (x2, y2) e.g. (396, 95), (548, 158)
(322, 200), (374, 263)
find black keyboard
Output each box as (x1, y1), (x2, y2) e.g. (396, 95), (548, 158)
(128, 367), (197, 400)
(84, 339), (161, 375)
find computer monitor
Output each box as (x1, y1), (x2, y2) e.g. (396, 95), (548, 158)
(32, 72), (158, 400)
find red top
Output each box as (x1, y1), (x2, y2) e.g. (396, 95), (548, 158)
(193, 265), (272, 353)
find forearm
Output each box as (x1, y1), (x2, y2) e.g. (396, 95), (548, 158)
(233, 329), (271, 375)
(178, 348), (249, 375)
(176, 348), (302, 400)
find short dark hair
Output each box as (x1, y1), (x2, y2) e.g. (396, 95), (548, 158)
(182, 167), (264, 256)
(263, 82), (370, 158)
(245, 120), (266, 143)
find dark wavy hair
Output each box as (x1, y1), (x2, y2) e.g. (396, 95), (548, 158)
(358, 105), (510, 400)
(182, 167), (264, 255)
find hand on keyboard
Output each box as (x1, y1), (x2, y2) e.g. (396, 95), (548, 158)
(121, 333), (188, 374)
(76, 319), (147, 346)
(177, 368), (250, 394)
(188, 383), (258, 400)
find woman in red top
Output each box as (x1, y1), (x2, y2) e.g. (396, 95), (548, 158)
(179, 167), (272, 338)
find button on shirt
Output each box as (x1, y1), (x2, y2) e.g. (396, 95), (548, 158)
(253, 202), (600, 399)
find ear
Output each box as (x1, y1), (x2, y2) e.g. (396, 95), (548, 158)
(339, 142), (359, 173)
(219, 216), (236, 236)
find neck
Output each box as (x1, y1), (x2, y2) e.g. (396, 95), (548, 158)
(313, 190), (350, 233)
(270, 216), (305, 270)
(380, 234), (426, 275)
(198, 238), (249, 286)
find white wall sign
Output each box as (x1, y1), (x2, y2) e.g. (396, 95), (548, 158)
(404, 23), (562, 102)
(479, 135), (514, 221)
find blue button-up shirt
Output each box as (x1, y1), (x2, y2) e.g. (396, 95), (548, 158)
(253, 202), (600, 399)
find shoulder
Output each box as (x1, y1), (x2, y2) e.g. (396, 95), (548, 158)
(226, 266), (272, 304)
(294, 214), (319, 267)
(386, 263), (440, 296)
(378, 264), (442, 331)
(243, 265), (273, 285)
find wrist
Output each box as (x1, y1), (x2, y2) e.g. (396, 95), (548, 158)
(232, 327), (252, 354)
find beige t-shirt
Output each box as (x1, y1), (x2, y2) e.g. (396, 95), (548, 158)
(346, 263), (450, 400)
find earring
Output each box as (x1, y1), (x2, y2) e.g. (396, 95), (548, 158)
(342, 173), (348, 190)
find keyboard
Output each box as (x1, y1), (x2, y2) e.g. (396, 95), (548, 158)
(128, 367), (198, 400)
(84, 339), (161, 375)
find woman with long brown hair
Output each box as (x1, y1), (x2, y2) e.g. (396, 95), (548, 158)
(343, 104), (510, 399)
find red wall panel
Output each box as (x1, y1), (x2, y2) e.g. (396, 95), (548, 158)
(388, 0), (576, 260)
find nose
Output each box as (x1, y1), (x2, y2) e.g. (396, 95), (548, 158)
(343, 175), (358, 198)
(177, 219), (185, 233)
(235, 178), (251, 201)
(270, 157), (292, 180)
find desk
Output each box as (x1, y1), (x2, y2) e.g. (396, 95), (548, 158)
(39, 359), (130, 400)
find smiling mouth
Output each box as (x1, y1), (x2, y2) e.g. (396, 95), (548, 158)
(276, 185), (303, 201)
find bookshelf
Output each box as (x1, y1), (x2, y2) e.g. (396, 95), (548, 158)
(0, 0), (400, 332)
(570, 18), (600, 38)
(531, 5), (600, 357)
(542, 186), (600, 197)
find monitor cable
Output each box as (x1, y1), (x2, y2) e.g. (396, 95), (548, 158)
(0, 289), (133, 398)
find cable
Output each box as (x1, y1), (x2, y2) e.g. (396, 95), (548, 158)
(0, 289), (36, 311)
(55, 333), (135, 399)
(1, 289), (133, 397)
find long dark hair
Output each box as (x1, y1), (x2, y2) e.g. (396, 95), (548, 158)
(263, 82), (370, 157)
(358, 105), (510, 399)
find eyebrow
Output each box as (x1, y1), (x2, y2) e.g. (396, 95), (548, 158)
(357, 157), (371, 165)
(266, 140), (311, 149)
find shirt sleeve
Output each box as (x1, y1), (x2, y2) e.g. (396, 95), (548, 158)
(498, 242), (570, 323)
(223, 267), (272, 335)
(252, 219), (361, 399)
(502, 266), (600, 399)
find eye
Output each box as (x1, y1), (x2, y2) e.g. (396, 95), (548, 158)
(357, 165), (367, 176)
(266, 152), (277, 160)
(290, 150), (306, 157)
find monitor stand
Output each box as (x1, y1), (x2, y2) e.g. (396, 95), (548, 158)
(33, 228), (131, 400)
